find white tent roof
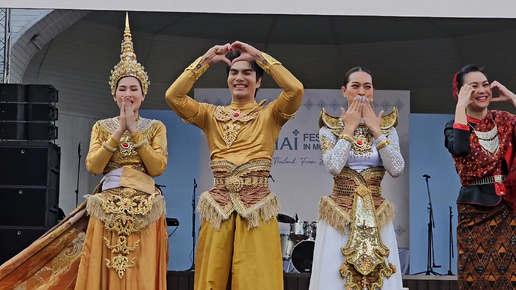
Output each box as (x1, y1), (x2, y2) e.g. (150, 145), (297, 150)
(3, 0), (516, 19)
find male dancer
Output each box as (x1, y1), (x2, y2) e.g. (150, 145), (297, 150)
(166, 41), (303, 290)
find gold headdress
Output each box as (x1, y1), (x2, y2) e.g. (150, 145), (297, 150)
(109, 12), (150, 96)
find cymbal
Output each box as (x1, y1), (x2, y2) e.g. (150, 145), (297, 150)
(277, 213), (295, 224)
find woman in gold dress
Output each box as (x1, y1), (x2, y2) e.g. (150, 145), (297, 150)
(0, 14), (168, 290)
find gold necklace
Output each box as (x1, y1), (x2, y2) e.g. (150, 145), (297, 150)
(214, 103), (262, 148)
(352, 125), (373, 155)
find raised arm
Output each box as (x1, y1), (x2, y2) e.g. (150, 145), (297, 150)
(85, 122), (115, 175)
(165, 43), (232, 124)
(444, 120), (471, 156)
(230, 41), (304, 124)
(320, 126), (352, 176)
(377, 127), (404, 177)
(132, 121), (168, 176)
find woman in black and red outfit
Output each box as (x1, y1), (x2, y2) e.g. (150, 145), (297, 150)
(444, 64), (516, 289)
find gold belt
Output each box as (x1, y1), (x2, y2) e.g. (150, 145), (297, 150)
(333, 183), (381, 196)
(214, 176), (268, 193)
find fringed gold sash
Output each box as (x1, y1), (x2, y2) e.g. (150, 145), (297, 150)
(85, 186), (165, 279)
(197, 160), (279, 230)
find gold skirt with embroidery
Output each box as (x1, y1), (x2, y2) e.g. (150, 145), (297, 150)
(75, 187), (168, 290)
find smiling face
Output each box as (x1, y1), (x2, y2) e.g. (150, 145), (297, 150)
(341, 71), (374, 105)
(463, 71), (491, 111)
(114, 76), (145, 112)
(227, 61), (262, 103)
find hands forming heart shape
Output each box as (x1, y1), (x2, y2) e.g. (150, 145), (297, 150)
(201, 41), (263, 67)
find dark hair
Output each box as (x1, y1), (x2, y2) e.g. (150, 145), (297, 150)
(343, 67), (373, 86)
(452, 64), (485, 100)
(116, 76), (144, 94)
(455, 64), (485, 88)
(225, 50), (264, 82)
(225, 50), (264, 98)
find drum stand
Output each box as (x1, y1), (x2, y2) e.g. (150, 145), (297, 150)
(413, 175), (443, 275)
(447, 206), (454, 275)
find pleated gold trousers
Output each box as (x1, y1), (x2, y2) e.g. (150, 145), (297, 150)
(194, 212), (283, 290)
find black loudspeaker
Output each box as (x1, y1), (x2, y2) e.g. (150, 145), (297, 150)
(0, 188), (57, 227)
(0, 103), (58, 121)
(0, 142), (60, 264)
(0, 122), (58, 141)
(0, 84), (58, 141)
(0, 228), (47, 264)
(0, 142), (59, 187)
(0, 84), (58, 103)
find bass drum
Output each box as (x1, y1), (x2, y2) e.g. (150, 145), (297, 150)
(291, 240), (315, 273)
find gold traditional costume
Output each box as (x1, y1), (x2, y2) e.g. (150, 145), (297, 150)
(309, 108), (404, 290)
(0, 13), (168, 290)
(166, 53), (303, 290)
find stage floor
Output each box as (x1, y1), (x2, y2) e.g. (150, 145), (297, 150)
(167, 271), (458, 290)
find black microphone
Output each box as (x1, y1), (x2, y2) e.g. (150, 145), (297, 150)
(268, 174), (275, 182)
(78, 142), (81, 156)
(193, 179), (197, 188)
(423, 174), (431, 179)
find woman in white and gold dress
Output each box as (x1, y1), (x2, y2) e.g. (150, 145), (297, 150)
(309, 67), (404, 290)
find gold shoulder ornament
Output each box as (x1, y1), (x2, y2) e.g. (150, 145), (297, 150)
(319, 107), (399, 155)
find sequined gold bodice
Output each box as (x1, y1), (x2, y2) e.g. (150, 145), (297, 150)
(85, 117), (167, 176)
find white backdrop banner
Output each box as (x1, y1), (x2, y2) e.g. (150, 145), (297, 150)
(195, 88), (411, 248)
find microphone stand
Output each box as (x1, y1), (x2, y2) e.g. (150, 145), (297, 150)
(414, 175), (442, 275)
(75, 143), (81, 207)
(447, 206), (455, 275)
(188, 179), (198, 271)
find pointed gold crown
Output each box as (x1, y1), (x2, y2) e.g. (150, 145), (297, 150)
(109, 13), (149, 96)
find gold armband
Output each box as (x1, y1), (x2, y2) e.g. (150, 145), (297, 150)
(376, 140), (390, 150)
(185, 56), (209, 81)
(182, 117), (195, 124)
(134, 139), (149, 149)
(279, 111), (296, 120)
(102, 141), (117, 153)
(256, 52), (281, 73)
(340, 133), (354, 143)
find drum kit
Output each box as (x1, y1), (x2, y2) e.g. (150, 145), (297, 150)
(277, 213), (317, 273)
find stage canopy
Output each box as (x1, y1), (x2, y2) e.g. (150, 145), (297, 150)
(2, 0), (516, 19)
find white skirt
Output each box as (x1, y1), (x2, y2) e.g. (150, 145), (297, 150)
(309, 220), (403, 290)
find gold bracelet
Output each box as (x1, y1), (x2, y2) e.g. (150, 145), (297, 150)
(134, 139), (149, 149)
(102, 141), (117, 153)
(279, 111), (296, 120)
(376, 140), (390, 150)
(340, 133), (354, 143)
(256, 52), (281, 73)
(185, 56), (209, 81)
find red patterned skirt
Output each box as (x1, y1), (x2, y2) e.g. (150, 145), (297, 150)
(457, 201), (516, 289)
